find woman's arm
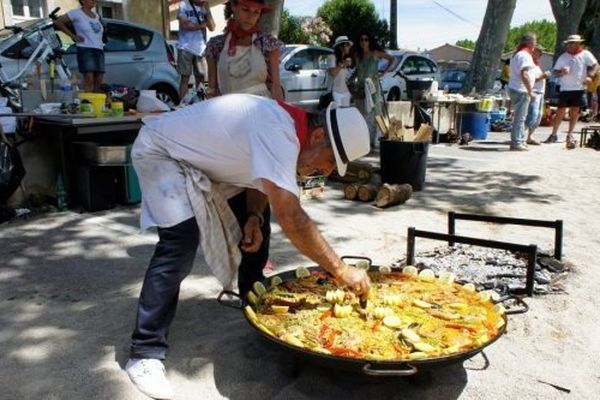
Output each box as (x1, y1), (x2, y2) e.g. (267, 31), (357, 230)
(54, 14), (81, 43)
(206, 56), (220, 98)
(376, 50), (395, 74)
(268, 48), (284, 101)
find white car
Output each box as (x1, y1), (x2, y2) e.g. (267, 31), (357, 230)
(378, 51), (441, 101)
(280, 44), (333, 109)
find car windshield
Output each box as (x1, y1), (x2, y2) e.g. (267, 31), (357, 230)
(442, 70), (466, 82)
(281, 46), (297, 60)
(378, 54), (403, 73)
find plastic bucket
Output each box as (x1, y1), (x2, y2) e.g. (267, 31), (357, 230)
(79, 92), (106, 117)
(457, 112), (490, 140)
(379, 140), (429, 191)
(489, 107), (507, 124)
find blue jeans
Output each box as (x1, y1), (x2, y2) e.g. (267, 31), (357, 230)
(525, 93), (544, 130)
(509, 89), (531, 146)
(130, 191), (271, 360)
(76, 47), (105, 73)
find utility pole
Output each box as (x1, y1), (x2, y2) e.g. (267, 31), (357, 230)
(390, 0), (398, 49)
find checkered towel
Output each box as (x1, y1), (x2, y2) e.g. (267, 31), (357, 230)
(180, 162), (242, 290)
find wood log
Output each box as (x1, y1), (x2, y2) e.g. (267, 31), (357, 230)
(357, 184), (378, 202)
(343, 183), (359, 200)
(375, 183), (413, 208)
(331, 161), (373, 183)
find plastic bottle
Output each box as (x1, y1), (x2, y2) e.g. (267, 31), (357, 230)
(56, 173), (68, 211)
(60, 78), (73, 103)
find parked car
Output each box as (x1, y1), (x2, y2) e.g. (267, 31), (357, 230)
(0, 18), (180, 106)
(440, 69), (467, 93)
(280, 44), (333, 109)
(378, 51), (441, 101)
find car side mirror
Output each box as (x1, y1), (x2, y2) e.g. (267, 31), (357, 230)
(287, 63), (302, 72)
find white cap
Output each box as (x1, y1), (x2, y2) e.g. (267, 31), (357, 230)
(333, 36), (353, 48)
(325, 102), (370, 176)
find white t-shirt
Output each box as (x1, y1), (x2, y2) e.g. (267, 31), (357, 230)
(136, 95), (301, 229)
(553, 49), (598, 91)
(327, 54), (349, 94)
(508, 50), (535, 93)
(531, 65), (546, 94)
(67, 8), (104, 49)
(177, 1), (209, 56)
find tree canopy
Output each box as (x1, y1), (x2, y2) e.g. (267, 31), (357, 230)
(317, 0), (391, 48)
(455, 39), (476, 49)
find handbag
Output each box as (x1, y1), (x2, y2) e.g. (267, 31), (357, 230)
(318, 92), (333, 110)
(347, 70), (365, 99)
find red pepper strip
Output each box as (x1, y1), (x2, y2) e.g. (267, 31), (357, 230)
(319, 310), (333, 320)
(319, 324), (329, 339)
(328, 347), (363, 358)
(371, 320), (381, 332)
(324, 330), (338, 348)
(445, 323), (477, 333)
(393, 343), (405, 354)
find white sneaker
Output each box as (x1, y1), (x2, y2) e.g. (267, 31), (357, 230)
(125, 358), (174, 399)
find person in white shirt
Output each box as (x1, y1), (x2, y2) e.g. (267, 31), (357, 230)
(525, 46), (551, 145)
(125, 94), (371, 400)
(544, 34), (599, 147)
(327, 35), (354, 107)
(55, 0), (105, 92)
(177, 0), (215, 103)
(508, 33), (536, 151)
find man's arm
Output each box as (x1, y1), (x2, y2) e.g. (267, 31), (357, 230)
(261, 180), (370, 293)
(520, 67), (534, 96)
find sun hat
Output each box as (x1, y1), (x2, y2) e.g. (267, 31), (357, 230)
(236, 0), (272, 13)
(325, 102), (370, 176)
(333, 36), (353, 48)
(564, 34), (585, 44)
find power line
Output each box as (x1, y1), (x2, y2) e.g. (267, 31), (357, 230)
(430, 0), (480, 28)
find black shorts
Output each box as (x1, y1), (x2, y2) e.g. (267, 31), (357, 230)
(558, 90), (586, 108)
(76, 47), (105, 73)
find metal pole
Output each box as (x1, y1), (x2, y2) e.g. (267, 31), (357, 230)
(448, 211), (456, 246)
(407, 227), (416, 265)
(554, 220), (563, 260)
(525, 244), (537, 296)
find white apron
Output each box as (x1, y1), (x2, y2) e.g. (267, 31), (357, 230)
(217, 33), (271, 97)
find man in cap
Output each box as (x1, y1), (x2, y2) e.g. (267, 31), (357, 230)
(125, 94), (371, 399)
(544, 34), (599, 147)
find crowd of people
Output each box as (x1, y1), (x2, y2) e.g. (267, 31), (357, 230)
(508, 32), (599, 150)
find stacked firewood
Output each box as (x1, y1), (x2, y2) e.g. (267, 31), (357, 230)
(341, 162), (412, 208)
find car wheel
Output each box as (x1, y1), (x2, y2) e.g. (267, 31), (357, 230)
(151, 84), (179, 107)
(387, 87), (401, 102)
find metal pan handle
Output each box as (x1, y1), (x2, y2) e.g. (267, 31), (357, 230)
(362, 363), (418, 376)
(341, 256), (373, 266)
(495, 294), (529, 315)
(217, 290), (244, 310)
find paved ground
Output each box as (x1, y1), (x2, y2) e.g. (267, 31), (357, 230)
(1, 124), (599, 400)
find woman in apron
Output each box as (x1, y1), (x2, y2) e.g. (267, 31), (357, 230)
(354, 32), (395, 147)
(204, 0), (283, 100)
(327, 35), (354, 107)
(204, 0), (284, 296)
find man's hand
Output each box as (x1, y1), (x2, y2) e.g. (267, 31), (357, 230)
(336, 264), (371, 297)
(240, 216), (263, 252)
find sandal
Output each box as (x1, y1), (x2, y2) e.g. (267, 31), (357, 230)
(543, 134), (558, 144)
(526, 139), (540, 145)
(566, 136), (576, 149)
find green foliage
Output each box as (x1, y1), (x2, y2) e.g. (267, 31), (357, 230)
(455, 19), (557, 54)
(317, 0), (391, 48)
(504, 19), (556, 52)
(279, 8), (309, 44)
(455, 39), (476, 49)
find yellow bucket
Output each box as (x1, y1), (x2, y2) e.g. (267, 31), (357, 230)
(79, 92), (107, 117)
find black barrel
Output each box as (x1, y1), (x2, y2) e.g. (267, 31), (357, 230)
(379, 140), (429, 191)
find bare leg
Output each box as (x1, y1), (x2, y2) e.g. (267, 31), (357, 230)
(178, 75), (190, 104)
(93, 73), (104, 93)
(83, 72), (94, 92)
(567, 106), (580, 136)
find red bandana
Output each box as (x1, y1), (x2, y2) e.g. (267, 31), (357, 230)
(226, 19), (259, 56)
(515, 44), (533, 55)
(567, 45), (584, 55)
(277, 100), (308, 149)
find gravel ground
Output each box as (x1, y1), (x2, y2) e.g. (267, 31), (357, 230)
(1, 125), (599, 399)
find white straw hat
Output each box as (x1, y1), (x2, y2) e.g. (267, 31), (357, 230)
(325, 102), (370, 176)
(333, 36), (353, 48)
(564, 34), (584, 44)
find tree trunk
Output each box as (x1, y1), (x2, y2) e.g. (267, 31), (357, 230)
(550, 0), (589, 62)
(390, 0), (398, 49)
(463, 0), (517, 93)
(259, 0), (284, 36)
(579, 0), (600, 56)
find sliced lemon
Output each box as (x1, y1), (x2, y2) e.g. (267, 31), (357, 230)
(400, 328), (421, 343)
(412, 299), (432, 308)
(408, 351), (428, 359)
(463, 283), (476, 292)
(295, 266), (310, 279)
(402, 265), (418, 276)
(479, 291), (492, 302)
(418, 269), (435, 282)
(271, 305), (289, 314)
(252, 281), (267, 297)
(270, 276), (283, 287)
(383, 315), (402, 328)
(316, 303), (332, 312)
(244, 305), (257, 321)
(379, 265), (392, 274)
(246, 291), (258, 305)
(413, 341), (435, 353)
(355, 260), (370, 270)
(438, 271), (456, 284)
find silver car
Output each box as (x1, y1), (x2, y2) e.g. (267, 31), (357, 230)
(280, 44), (333, 109)
(0, 18), (180, 105)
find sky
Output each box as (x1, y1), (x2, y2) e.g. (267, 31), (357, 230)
(286, 0), (555, 50)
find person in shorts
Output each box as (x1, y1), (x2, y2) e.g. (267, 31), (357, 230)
(544, 34), (599, 148)
(176, 0), (215, 103)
